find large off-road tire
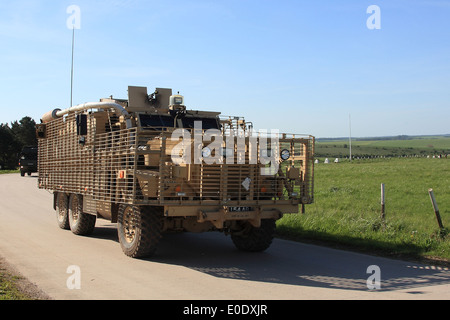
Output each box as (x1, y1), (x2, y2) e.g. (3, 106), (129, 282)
(231, 219), (276, 252)
(68, 194), (96, 236)
(117, 205), (162, 258)
(56, 192), (70, 230)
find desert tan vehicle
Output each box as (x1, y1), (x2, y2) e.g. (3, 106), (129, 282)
(37, 86), (314, 258)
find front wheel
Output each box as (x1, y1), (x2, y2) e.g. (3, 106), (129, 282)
(231, 219), (276, 252)
(117, 205), (162, 258)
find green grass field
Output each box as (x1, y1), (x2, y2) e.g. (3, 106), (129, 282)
(277, 157), (449, 263)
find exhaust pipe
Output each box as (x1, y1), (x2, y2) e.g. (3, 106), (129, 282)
(41, 108), (62, 123)
(41, 102), (132, 128)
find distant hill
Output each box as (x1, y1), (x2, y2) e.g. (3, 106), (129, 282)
(317, 134), (450, 142)
(315, 135), (450, 159)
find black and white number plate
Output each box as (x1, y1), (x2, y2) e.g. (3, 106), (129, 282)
(228, 206), (253, 212)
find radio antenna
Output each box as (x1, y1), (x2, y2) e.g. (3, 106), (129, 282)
(70, 27), (75, 108)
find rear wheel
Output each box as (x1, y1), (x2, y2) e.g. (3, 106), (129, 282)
(117, 205), (162, 258)
(231, 219), (276, 252)
(68, 194), (96, 236)
(56, 192), (70, 230)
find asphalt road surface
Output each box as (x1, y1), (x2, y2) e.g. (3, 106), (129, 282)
(0, 173), (449, 300)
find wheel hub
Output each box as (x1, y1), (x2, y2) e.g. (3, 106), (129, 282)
(122, 207), (137, 243)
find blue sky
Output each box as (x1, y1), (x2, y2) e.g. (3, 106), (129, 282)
(1, 0), (449, 138)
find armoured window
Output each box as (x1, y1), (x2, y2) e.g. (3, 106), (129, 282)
(139, 114), (175, 129)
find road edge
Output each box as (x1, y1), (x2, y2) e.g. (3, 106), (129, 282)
(0, 256), (52, 300)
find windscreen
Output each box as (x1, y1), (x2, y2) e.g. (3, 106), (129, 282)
(181, 116), (220, 130)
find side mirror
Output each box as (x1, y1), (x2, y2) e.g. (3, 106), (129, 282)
(36, 124), (47, 139)
(76, 114), (88, 136)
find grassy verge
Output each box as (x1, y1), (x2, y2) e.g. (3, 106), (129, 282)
(0, 170), (19, 175)
(0, 258), (49, 300)
(276, 157), (449, 265)
(0, 269), (30, 300)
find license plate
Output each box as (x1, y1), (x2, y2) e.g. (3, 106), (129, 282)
(228, 206), (253, 212)
(28, 163), (34, 166)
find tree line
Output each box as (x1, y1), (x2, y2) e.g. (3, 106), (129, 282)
(0, 117), (38, 170)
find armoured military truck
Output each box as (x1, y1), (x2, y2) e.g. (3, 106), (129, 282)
(19, 146), (38, 176)
(37, 86), (314, 258)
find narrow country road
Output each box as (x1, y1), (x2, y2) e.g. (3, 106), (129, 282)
(0, 173), (448, 300)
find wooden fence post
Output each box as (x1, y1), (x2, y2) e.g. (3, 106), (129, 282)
(428, 188), (445, 230)
(381, 184), (386, 228)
